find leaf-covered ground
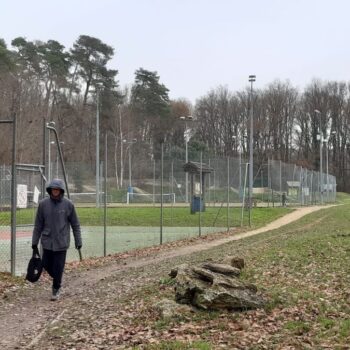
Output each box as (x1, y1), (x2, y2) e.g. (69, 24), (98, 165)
(1, 203), (349, 349)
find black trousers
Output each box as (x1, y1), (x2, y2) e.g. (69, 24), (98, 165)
(42, 249), (67, 290)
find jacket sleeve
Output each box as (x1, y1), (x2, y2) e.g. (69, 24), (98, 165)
(69, 204), (82, 247)
(32, 202), (44, 246)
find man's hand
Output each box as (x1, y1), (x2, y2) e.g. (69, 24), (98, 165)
(76, 244), (82, 250)
(32, 245), (39, 255)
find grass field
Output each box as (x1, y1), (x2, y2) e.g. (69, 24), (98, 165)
(1, 205), (291, 227)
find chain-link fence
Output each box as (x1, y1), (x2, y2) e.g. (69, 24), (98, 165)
(0, 154), (337, 275)
(268, 159), (336, 205)
(0, 164), (45, 275)
(15, 166), (45, 275)
(0, 165), (12, 272)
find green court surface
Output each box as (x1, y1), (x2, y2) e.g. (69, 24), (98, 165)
(0, 225), (226, 275)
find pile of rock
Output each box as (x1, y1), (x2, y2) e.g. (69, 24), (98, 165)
(169, 257), (265, 311)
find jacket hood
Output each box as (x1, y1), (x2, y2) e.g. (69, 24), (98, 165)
(46, 178), (65, 195)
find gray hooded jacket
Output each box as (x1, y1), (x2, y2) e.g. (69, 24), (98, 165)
(32, 179), (82, 251)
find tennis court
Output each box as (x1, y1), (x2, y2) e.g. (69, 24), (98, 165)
(0, 225), (226, 275)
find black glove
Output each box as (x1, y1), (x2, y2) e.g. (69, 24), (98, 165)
(76, 244), (82, 250)
(32, 244), (37, 250)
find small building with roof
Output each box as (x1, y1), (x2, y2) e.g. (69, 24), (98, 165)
(183, 161), (214, 213)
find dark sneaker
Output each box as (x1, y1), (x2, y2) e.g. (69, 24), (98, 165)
(51, 288), (61, 301)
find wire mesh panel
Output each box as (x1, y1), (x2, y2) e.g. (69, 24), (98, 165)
(0, 152), (338, 274)
(265, 159), (336, 206)
(328, 174), (337, 202)
(269, 160), (283, 205)
(0, 165), (12, 272)
(15, 168), (44, 275)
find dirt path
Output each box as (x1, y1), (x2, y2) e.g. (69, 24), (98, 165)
(0, 205), (333, 349)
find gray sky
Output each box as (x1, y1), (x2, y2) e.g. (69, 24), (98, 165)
(1, 0), (350, 103)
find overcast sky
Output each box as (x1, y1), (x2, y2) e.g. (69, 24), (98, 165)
(1, 0), (350, 103)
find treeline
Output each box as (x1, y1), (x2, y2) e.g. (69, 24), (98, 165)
(0, 35), (350, 191)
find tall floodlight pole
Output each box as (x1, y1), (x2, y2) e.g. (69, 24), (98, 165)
(123, 138), (137, 188)
(48, 129), (51, 182)
(96, 91), (100, 208)
(326, 139), (329, 202)
(160, 140), (164, 244)
(128, 147), (132, 186)
(180, 115), (194, 203)
(56, 141), (64, 177)
(248, 75), (256, 221)
(42, 118), (46, 196)
(185, 133), (188, 202)
(49, 141), (55, 180)
(47, 121), (55, 182)
(325, 131), (336, 202)
(232, 135), (241, 198)
(314, 109), (323, 204)
(239, 136), (242, 198)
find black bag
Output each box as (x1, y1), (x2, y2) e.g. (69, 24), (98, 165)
(26, 248), (43, 283)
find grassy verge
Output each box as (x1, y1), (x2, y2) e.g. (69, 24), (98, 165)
(119, 197), (350, 348)
(0, 272), (25, 296)
(1, 206), (291, 227)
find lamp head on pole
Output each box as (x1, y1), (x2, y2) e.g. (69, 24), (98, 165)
(123, 138), (137, 144)
(248, 75), (256, 82)
(180, 115), (193, 121)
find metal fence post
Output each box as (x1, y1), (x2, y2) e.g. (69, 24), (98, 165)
(213, 160), (216, 205)
(292, 164), (296, 205)
(153, 159), (155, 205)
(227, 156), (230, 232)
(311, 171), (314, 204)
(96, 91), (100, 208)
(280, 160), (282, 206)
(103, 134), (107, 257)
(241, 163), (248, 227)
(208, 158), (211, 204)
(299, 167), (303, 205)
(171, 161), (174, 195)
(160, 142), (164, 245)
(199, 152), (202, 237)
(11, 115), (17, 276)
(267, 158), (271, 207)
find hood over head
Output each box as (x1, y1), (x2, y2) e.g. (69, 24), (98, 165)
(46, 178), (65, 195)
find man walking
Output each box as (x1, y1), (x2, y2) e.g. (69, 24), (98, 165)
(32, 178), (82, 300)
(282, 192), (287, 207)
